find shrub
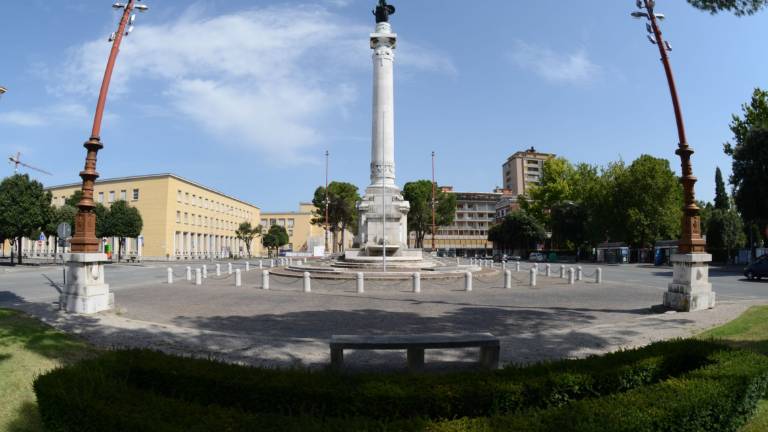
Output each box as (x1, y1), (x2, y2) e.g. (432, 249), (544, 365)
(34, 339), (768, 432)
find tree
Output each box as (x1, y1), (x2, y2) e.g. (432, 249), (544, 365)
(311, 182), (360, 253)
(612, 155), (682, 249)
(706, 208), (746, 263)
(402, 180), (456, 249)
(488, 210), (546, 254)
(0, 174), (53, 264)
(262, 225), (289, 257)
(521, 157), (576, 227)
(727, 89), (768, 258)
(687, 0), (768, 15)
(235, 222), (262, 258)
(714, 167), (730, 210)
(65, 190), (83, 207)
(106, 200), (143, 262)
(43, 204), (78, 255)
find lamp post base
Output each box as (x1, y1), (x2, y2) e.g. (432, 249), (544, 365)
(61, 253), (113, 314)
(663, 253), (715, 312)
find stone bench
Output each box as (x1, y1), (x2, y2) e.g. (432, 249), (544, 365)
(329, 333), (500, 370)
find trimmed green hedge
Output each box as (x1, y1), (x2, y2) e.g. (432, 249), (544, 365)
(34, 339), (768, 431)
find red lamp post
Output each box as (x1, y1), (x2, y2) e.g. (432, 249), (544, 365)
(71, 0), (148, 253)
(633, 0), (706, 255)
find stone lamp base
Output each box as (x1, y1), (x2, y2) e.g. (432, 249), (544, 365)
(663, 253), (715, 312)
(61, 253), (113, 314)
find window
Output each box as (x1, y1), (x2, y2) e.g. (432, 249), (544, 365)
(261, 219), (267, 227)
(176, 211), (181, 223)
(192, 195), (196, 206)
(184, 212), (189, 224)
(185, 192), (190, 203)
(287, 219), (295, 228)
(132, 189), (139, 200)
(269, 219), (277, 226)
(120, 190), (126, 200)
(198, 215), (202, 226)
(108, 191), (115, 203)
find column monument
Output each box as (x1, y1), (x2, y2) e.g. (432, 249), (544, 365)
(345, 0), (423, 266)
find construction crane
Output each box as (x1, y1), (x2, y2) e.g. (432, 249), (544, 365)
(8, 152), (52, 176)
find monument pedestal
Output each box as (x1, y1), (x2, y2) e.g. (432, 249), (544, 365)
(663, 253), (715, 312)
(62, 253), (113, 314)
(357, 184), (410, 255)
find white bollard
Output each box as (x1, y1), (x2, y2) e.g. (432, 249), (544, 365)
(270, 259), (275, 268)
(303, 257), (307, 264)
(167, 268), (173, 284)
(259, 260), (263, 269)
(245, 262), (250, 272)
(186, 266), (192, 281)
(357, 272), (364, 294)
(262, 270), (270, 290)
(195, 268), (202, 285)
(228, 263), (233, 275)
(465, 272), (473, 292)
(216, 264), (221, 276)
(545, 264), (551, 277)
(505, 270), (512, 289)
(203, 265), (208, 279)
(413, 272), (421, 293)
(577, 266), (583, 281)
(568, 268), (575, 285)
(235, 269), (242, 287)
(303, 272), (311, 293)
(502, 261), (506, 271)
(530, 268), (537, 287)
(516, 261), (521, 272)
(456, 257), (460, 266)
(596, 268), (603, 284)
(560, 265), (566, 279)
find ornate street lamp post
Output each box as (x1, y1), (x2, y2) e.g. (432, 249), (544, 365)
(632, 0), (715, 311)
(63, 0), (149, 314)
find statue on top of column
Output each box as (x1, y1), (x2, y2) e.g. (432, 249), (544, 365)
(373, 0), (395, 23)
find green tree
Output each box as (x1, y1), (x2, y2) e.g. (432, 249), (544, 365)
(106, 200), (143, 262)
(521, 157), (575, 227)
(488, 210), (546, 254)
(714, 167), (730, 210)
(612, 155), (683, 249)
(43, 204), (78, 255)
(727, 90), (768, 257)
(261, 225), (289, 258)
(687, 0), (768, 15)
(65, 190), (83, 207)
(311, 182), (360, 253)
(706, 208), (746, 263)
(235, 222), (262, 258)
(402, 180), (457, 249)
(94, 203), (111, 239)
(0, 174), (53, 264)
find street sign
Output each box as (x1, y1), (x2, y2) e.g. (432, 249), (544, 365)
(39, 233), (46, 242)
(57, 222), (72, 239)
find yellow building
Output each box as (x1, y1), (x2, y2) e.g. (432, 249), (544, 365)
(261, 203), (353, 255)
(30, 173), (262, 260)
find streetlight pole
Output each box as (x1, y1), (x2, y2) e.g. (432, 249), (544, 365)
(431, 151), (436, 252)
(633, 0), (706, 255)
(71, 0), (148, 253)
(632, 0), (713, 312)
(324, 150), (330, 255)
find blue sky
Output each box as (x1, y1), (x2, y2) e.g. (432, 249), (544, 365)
(1, 1), (766, 211)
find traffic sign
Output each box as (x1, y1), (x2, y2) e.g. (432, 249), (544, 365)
(57, 222), (72, 239)
(39, 233), (46, 242)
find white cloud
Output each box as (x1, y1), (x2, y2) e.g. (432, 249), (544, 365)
(0, 103), (89, 127)
(54, 4), (453, 163)
(509, 40), (601, 84)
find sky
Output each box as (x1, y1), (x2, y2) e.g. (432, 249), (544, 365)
(1, 0), (767, 211)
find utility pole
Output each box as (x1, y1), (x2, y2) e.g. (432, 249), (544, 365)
(325, 150), (330, 255)
(431, 151), (436, 252)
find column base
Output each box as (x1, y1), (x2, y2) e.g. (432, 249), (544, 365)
(662, 253), (715, 312)
(62, 253), (113, 314)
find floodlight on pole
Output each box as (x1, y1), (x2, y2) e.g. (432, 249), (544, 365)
(631, 0), (705, 254)
(70, 0), (149, 254)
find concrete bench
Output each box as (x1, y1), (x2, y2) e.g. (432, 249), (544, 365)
(329, 333), (500, 370)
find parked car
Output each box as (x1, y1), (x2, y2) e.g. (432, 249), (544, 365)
(529, 252), (546, 262)
(745, 255), (768, 280)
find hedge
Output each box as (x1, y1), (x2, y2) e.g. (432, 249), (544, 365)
(34, 339), (768, 431)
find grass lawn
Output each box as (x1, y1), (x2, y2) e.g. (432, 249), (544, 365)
(699, 305), (768, 432)
(0, 308), (94, 432)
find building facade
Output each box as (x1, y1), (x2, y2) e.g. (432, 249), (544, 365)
(502, 147), (555, 196)
(412, 187), (499, 256)
(261, 203), (354, 255)
(32, 174), (262, 260)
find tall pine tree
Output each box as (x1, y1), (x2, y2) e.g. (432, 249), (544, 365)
(714, 167), (730, 210)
